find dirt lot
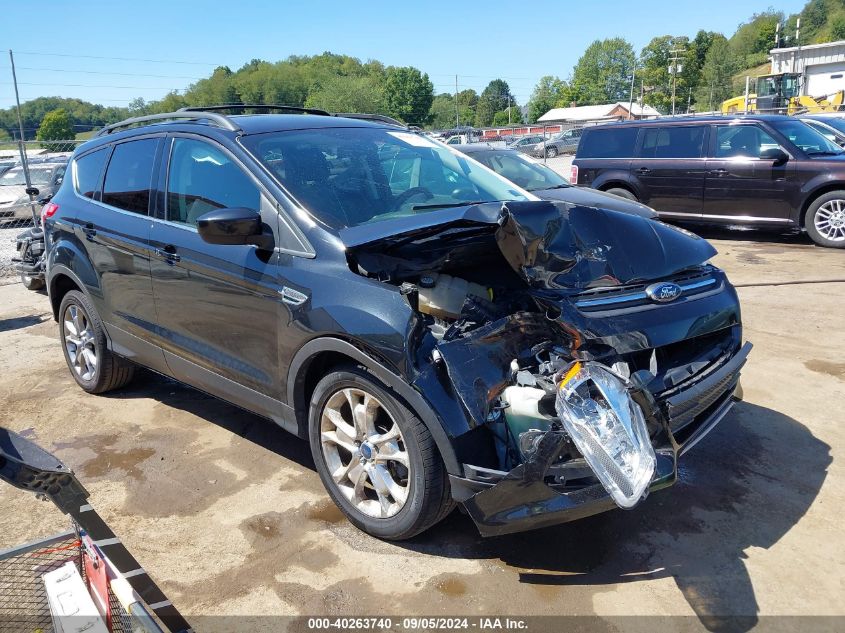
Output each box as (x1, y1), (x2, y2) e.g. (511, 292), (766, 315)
(1, 229), (843, 630)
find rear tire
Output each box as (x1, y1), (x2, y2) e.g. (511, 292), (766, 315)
(59, 290), (134, 393)
(308, 364), (454, 540)
(805, 191), (845, 248)
(546, 146), (559, 158)
(605, 187), (638, 202)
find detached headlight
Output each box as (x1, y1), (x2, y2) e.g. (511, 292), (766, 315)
(555, 362), (656, 508)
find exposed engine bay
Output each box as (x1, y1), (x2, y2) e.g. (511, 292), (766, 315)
(341, 200), (751, 534)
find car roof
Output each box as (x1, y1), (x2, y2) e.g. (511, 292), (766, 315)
(583, 114), (793, 129)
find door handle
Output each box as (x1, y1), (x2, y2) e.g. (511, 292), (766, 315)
(82, 222), (97, 240)
(636, 167), (651, 174)
(708, 169), (728, 176)
(154, 245), (181, 264)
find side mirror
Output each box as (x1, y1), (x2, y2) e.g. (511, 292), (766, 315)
(760, 147), (789, 164)
(196, 207), (273, 250)
(25, 186), (39, 197)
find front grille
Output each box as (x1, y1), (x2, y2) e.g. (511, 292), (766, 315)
(662, 369), (739, 434)
(571, 268), (719, 313)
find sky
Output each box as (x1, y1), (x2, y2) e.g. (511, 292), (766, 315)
(0, 0), (810, 110)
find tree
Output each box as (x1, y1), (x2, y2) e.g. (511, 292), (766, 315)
(428, 93), (457, 129)
(639, 35), (693, 114)
(570, 38), (635, 105)
(383, 66), (434, 125)
(729, 11), (783, 67)
(456, 89), (478, 127)
(305, 75), (385, 114)
(527, 75), (568, 123)
(37, 109), (74, 150)
(694, 35), (739, 112)
(492, 107), (523, 126)
(475, 79), (513, 127)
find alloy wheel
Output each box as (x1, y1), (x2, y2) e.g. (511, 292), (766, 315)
(815, 199), (845, 242)
(320, 387), (411, 518)
(63, 304), (98, 381)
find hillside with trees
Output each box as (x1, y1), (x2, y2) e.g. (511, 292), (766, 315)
(2, 0), (844, 137)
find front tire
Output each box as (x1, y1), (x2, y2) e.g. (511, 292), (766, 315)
(308, 365), (454, 540)
(59, 290), (134, 393)
(546, 146), (559, 158)
(806, 191), (845, 248)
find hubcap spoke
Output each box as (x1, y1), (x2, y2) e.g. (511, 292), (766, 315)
(63, 304), (98, 381)
(817, 201), (845, 241)
(319, 387), (411, 519)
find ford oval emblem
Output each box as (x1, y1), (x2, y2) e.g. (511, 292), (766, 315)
(646, 282), (682, 303)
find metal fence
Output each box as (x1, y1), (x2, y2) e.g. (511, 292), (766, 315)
(0, 140), (83, 285)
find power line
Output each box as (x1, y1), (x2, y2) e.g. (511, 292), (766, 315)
(0, 81), (182, 90)
(13, 51), (219, 66)
(0, 65), (205, 81)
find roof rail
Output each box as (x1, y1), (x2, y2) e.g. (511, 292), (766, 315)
(179, 104), (331, 116)
(333, 112), (407, 127)
(96, 111), (240, 137)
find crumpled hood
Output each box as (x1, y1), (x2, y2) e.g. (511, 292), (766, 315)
(496, 200), (716, 290)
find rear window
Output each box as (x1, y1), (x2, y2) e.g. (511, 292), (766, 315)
(73, 149), (109, 199)
(102, 139), (157, 214)
(577, 127), (638, 159)
(640, 126), (706, 158)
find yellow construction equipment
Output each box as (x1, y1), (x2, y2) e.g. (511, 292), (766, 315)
(721, 72), (845, 115)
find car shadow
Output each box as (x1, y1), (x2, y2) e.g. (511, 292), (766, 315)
(0, 313), (50, 333)
(401, 402), (831, 632)
(672, 222), (816, 247)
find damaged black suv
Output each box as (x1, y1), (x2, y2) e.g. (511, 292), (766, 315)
(44, 106), (751, 539)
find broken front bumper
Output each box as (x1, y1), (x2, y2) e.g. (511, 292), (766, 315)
(450, 341), (752, 537)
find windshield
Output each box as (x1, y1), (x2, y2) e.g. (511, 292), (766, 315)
(811, 117), (845, 136)
(242, 127), (527, 228)
(0, 166), (56, 186)
(770, 119), (843, 155)
(472, 150), (569, 192)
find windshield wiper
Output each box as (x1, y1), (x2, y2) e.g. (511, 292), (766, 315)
(806, 150), (844, 156)
(532, 184), (570, 191)
(411, 200), (497, 210)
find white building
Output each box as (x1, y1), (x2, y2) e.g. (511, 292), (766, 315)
(770, 40), (845, 97)
(537, 102), (661, 124)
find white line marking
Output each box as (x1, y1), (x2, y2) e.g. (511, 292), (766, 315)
(93, 537), (121, 546)
(148, 600), (172, 610)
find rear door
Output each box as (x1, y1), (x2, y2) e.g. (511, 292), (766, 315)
(149, 134), (284, 407)
(703, 123), (795, 223)
(632, 124), (708, 218)
(76, 137), (166, 371)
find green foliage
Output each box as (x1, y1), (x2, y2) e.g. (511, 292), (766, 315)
(729, 11), (783, 66)
(831, 13), (845, 39)
(0, 97), (128, 140)
(383, 66), (434, 125)
(527, 75), (568, 122)
(694, 35), (740, 111)
(36, 109), (75, 150)
(305, 75), (385, 113)
(428, 93), (457, 129)
(570, 38), (635, 105)
(475, 79), (514, 127)
(492, 107), (524, 126)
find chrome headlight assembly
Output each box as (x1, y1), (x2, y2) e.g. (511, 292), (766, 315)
(555, 362), (656, 508)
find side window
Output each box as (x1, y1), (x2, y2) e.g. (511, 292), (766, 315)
(640, 126), (705, 158)
(73, 149), (109, 199)
(577, 127), (638, 159)
(102, 139), (157, 214)
(715, 125), (779, 158)
(167, 138), (260, 226)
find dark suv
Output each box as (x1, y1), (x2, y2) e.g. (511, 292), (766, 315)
(572, 114), (845, 248)
(44, 106), (750, 539)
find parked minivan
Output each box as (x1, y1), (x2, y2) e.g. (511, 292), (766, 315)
(572, 115), (845, 248)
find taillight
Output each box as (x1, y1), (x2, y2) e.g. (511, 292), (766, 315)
(570, 164), (578, 185)
(40, 202), (59, 225)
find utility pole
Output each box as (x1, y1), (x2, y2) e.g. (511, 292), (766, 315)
(668, 47), (685, 116)
(628, 56), (637, 119)
(507, 94), (512, 125)
(9, 49), (38, 224)
(455, 75), (459, 128)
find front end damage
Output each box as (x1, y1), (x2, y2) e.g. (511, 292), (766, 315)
(342, 200), (751, 536)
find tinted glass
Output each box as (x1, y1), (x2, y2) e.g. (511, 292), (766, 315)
(640, 126), (705, 158)
(102, 139), (157, 214)
(242, 128), (526, 229)
(473, 150), (569, 192)
(73, 149), (108, 199)
(577, 127), (638, 158)
(812, 117), (845, 135)
(167, 138), (260, 226)
(714, 125), (781, 158)
(768, 118), (843, 155)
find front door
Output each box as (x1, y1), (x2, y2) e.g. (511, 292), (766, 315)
(632, 124), (708, 218)
(703, 124), (795, 223)
(149, 136), (283, 410)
